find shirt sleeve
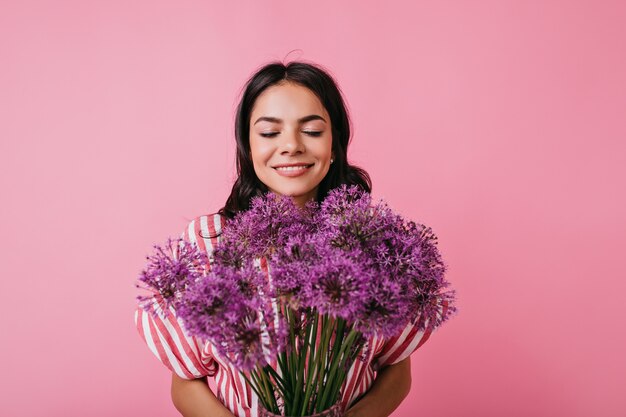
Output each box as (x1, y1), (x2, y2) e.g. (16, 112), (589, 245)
(371, 298), (451, 372)
(134, 214), (223, 379)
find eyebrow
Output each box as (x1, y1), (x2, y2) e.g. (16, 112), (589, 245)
(253, 114), (327, 125)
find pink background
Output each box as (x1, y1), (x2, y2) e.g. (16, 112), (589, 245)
(1, 1), (625, 416)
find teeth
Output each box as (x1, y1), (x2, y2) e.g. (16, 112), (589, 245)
(276, 165), (310, 171)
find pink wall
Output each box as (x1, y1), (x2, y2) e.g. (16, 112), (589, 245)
(1, 1), (625, 416)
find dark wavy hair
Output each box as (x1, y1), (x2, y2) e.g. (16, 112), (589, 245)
(218, 60), (372, 220)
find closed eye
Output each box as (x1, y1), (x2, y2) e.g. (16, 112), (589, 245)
(259, 131), (323, 138)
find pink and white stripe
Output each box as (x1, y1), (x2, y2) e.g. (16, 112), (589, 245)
(135, 213), (445, 417)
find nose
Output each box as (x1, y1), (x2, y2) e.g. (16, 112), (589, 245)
(279, 128), (305, 155)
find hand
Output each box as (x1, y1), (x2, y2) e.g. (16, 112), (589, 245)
(341, 357), (412, 417)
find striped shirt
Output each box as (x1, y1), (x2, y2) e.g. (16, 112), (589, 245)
(135, 213), (448, 417)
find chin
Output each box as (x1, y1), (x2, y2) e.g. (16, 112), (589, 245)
(274, 188), (307, 197)
(271, 185), (316, 198)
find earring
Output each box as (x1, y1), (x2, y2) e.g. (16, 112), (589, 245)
(330, 158), (334, 164)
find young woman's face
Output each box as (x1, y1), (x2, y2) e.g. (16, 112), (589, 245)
(249, 82), (333, 207)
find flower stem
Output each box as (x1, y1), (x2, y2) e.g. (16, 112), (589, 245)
(312, 314), (334, 414)
(317, 317), (346, 412)
(291, 310), (312, 415)
(241, 371), (265, 409)
(299, 313), (319, 416)
(324, 328), (361, 405)
(249, 368), (272, 412)
(261, 367), (280, 414)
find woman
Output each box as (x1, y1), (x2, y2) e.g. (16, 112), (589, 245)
(135, 61), (442, 417)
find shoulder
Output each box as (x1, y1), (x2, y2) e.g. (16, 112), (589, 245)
(180, 212), (226, 255)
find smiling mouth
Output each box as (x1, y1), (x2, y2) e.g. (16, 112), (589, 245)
(273, 164), (314, 172)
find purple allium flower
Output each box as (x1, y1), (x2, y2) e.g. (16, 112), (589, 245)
(352, 274), (412, 338)
(211, 238), (248, 269)
(367, 216), (456, 331)
(318, 184), (457, 333)
(218, 192), (317, 261)
(136, 237), (209, 317)
(401, 220), (457, 329)
(304, 248), (372, 322)
(319, 185), (403, 253)
(177, 261), (286, 371)
(269, 232), (327, 300)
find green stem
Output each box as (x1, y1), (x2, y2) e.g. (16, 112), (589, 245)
(250, 369), (272, 412)
(324, 328), (362, 407)
(312, 314), (334, 414)
(317, 317), (346, 411)
(241, 371), (267, 409)
(287, 307), (298, 393)
(263, 364), (288, 402)
(299, 313), (319, 416)
(291, 310), (312, 415)
(277, 346), (292, 395)
(260, 367), (280, 414)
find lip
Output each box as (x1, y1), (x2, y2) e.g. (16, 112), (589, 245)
(272, 163), (314, 168)
(273, 163), (314, 177)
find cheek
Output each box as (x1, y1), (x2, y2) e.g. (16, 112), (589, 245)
(317, 135), (333, 157)
(249, 138), (270, 166)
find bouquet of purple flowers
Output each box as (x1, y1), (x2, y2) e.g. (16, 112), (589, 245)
(137, 185), (456, 416)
